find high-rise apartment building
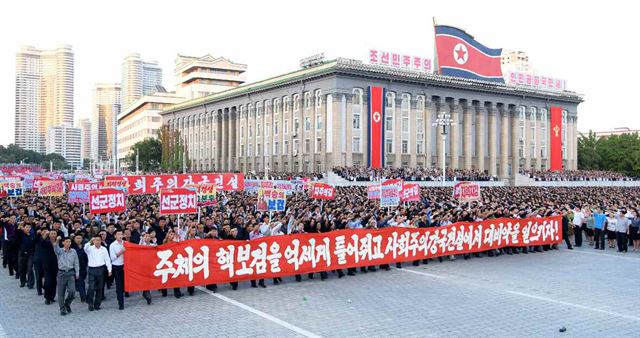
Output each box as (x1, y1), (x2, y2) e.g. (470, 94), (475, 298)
(77, 118), (92, 164)
(46, 124), (81, 168)
(121, 53), (163, 109)
(91, 83), (121, 166)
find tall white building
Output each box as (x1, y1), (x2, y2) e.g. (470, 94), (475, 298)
(15, 45), (74, 153)
(117, 91), (184, 167)
(121, 53), (163, 109)
(46, 124), (81, 168)
(175, 53), (247, 100)
(91, 83), (121, 167)
(77, 118), (92, 165)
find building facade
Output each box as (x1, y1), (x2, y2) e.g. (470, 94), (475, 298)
(121, 53), (163, 109)
(117, 92), (184, 166)
(15, 45), (74, 153)
(579, 127), (640, 140)
(77, 118), (92, 164)
(162, 58), (582, 178)
(46, 124), (81, 168)
(91, 83), (121, 166)
(175, 54), (247, 100)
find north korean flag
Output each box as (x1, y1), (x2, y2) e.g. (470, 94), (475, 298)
(435, 25), (504, 83)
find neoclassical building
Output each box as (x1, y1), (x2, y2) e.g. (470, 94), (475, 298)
(161, 58), (582, 178)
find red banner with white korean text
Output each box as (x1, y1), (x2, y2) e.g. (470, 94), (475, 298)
(550, 106), (563, 171)
(68, 182), (100, 203)
(38, 180), (65, 197)
(159, 188), (198, 215)
(105, 173), (244, 195)
(452, 181), (481, 203)
(89, 188), (127, 214)
(401, 183), (420, 202)
(310, 183), (335, 200)
(123, 216), (562, 292)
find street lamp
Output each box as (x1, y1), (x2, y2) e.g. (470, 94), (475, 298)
(20, 158), (28, 165)
(432, 112), (455, 186)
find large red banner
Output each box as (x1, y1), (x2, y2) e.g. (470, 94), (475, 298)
(550, 106), (563, 171)
(89, 188), (126, 214)
(310, 183), (335, 200)
(123, 216), (562, 292)
(368, 86), (385, 168)
(105, 173), (244, 195)
(159, 188), (198, 215)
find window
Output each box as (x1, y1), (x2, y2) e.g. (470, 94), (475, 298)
(273, 99), (280, 114)
(386, 92), (395, 109)
(284, 140), (289, 155)
(315, 90), (322, 108)
(240, 145), (245, 157)
(264, 100), (271, 115)
(248, 104), (253, 118)
(213, 130), (217, 142)
(352, 137), (361, 153)
(519, 106), (526, 158)
(257, 144), (262, 156)
(540, 109), (547, 158)
(417, 140), (424, 154)
(284, 120), (289, 134)
(274, 121), (279, 135)
(293, 139), (299, 155)
(386, 139), (393, 153)
(256, 102), (262, 118)
(386, 116), (393, 132)
(293, 94), (300, 111)
(304, 92), (311, 110)
(530, 107), (537, 159)
(316, 113), (322, 130)
(294, 118), (300, 133)
(316, 138), (322, 153)
(562, 110), (568, 160)
(274, 142), (279, 155)
(284, 96), (290, 112)
(240, 126), (244, 139)
(402, 140), (408, 154)
(257, 123), (261, 137)
(265, 124), (270, 138)
(353, 111), (361, 129)
(305, 139), (311, 153)
(248, 144), (253, 156)
(352, 88), (363, 131)
(248, 125), (253, 138)
(305, 117), (311, 131)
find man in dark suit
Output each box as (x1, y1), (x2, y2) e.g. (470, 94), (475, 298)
(17, 223), (36, 288)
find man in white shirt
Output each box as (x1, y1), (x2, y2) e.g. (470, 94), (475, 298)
(109, 230), (126, 310)
(572, 207), (585, 247)
(84, 234), (112, 311)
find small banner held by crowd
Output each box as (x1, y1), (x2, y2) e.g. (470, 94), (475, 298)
(68, 182), (100, 203)
(123, 216), (562, 292)
(100, 178), (130, 193)
(367, 184), (380, 199)
(380, 179), (402, 207)
(0, 181), (23, 197)
(159, 188), (198, 215)
(401, 183), (420, 202)
(310, 183), (335, 200)
(257, 188), (287, 212)
(196, 184), (217, 206)
(452, 181), (481, 203)
(38, 180), (65, 197)
(89, 188), (127, 214)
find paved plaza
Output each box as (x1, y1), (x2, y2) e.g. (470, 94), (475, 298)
(0, 246), (638, 338)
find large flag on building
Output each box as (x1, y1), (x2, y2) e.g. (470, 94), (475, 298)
(434, 25), (504, 83)
(550, 106), (563, 171)
(368, 86), (385, 168)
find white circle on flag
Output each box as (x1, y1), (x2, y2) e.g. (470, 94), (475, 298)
(373, 111), (381, 123)
(453, 43), (468, 65)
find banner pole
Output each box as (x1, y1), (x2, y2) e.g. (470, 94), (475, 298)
(320, 200), (323, 213)
(197, 206), (201, 224)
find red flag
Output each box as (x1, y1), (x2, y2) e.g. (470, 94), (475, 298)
(550, 106), (563, 171)
(368, 86), (385, 168)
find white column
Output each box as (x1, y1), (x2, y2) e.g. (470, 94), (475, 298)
(425, 98), (433, 167)
(500, 105), (509, 179)
(511, 106), (519, 178)
(475, 103), (485, 172)
(449, 99), (460, 170)
(463, 100), (472, 170)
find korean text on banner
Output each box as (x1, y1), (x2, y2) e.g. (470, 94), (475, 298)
(310, 183), (335, 200)
(68, 182), (100, 203)
(380, 179), (402, 207)
(197, 184), (217, 206)
(108, 173), (244, 195)
(401, 183), (420, 202)
(159, 188), (198, 215)
(0, 181), (23, 197)
(123, 216), (562, 292)
(452, 181), (481, 202)
(367, 184), (380, 199)
(257, 188), (286, 212)
(38, 180), (65, 197)
(89, 188), (127, 214)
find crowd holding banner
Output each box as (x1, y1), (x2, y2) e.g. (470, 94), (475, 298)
(124, 216), (561, 291)
(89, 188), (127, 214)
(105, 173), (244, 194)
(159, 188), (198, 215)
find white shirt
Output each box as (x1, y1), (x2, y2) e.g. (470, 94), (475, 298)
(84, 242), (113, 273)
(572, 211), (585, 226)
(109, 240), (125, 266)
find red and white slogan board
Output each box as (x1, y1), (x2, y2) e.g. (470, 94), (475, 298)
(123, 216), (562, 292)
(401, 183), (420, 202)
(68, 182), (100, 203)
(368, 86), (385, 168)
(38, 180), (65, 197)
(100, 178), (129, 192)
(310, 183), (335, 200)
(105, 173), (244, 195)
(159, 188), (198, 215)
(452, 181), (481, 203)
(550, 106), (563, 171)
(367, 184), (380, 199)
(89, 188), (126, 214)
(33, 177), (52, 190)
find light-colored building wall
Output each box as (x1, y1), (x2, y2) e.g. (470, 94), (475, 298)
(122, 53), (163, 109)
(46, 124), (81, 168)
(174, 54), (247, 100)
(77, 118), (91, 164)
(91, 83), (121, 166)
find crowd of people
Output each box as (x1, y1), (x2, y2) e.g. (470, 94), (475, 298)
(244, 171), (325, 181)
(520, 169), (639, 181)
(1, 184), (639, 316)
(333, 167), (497, 182)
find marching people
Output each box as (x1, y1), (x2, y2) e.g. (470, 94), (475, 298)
(40, 229), (58, 305)
(109, 229), (126, 309)
(84, 234), (112, 311)
(17, 223), (35, 289)
(593, 207), (607, 250)
(72, 233), (88, 302)
(53, 236), (79, 316)
(139, 231), (155, 304)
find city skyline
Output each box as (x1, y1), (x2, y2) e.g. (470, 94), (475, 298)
(2, 0), (639, 148)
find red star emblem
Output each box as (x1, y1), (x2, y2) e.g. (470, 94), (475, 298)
(455, 46), (467, 62)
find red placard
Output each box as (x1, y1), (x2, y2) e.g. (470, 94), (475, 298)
(33, 177), (52, 190)
(550, 106), (563, 171)
(452, 181), (481, 202)
(401, 183), (420, 202)
(159, 188), (198, 215)
(123, 216), (562, 292)
(89, 188), (127, 214)
(310, 183), (335, 200)
(38, 180), (65, 197)
(108, 173), (244, 195)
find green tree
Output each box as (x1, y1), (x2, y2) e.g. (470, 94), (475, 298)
(578, 131), (640, 177)
(41, 153), (67, 170)
(577, 131), (600, 170)
(159, 126), (188, 172)
(125, 138), (162, 172)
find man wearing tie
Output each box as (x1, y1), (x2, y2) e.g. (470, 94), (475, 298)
(84, 234), (112, 311)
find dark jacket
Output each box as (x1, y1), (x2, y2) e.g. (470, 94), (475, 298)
(18, 229), (36, 255)
(39, 239), (58, 270)
(72, 243), (88, 276)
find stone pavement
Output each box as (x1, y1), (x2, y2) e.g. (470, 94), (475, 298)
(1, 246), (638, 338)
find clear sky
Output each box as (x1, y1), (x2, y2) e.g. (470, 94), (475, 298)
(1, 0), (637, 146)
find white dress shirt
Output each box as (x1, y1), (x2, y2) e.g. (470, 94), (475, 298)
(109, 240), (125, 266)
(84, 242), (113, 273)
